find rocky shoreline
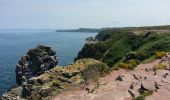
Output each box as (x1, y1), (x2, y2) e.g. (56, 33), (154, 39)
(1, 45), (108, 100)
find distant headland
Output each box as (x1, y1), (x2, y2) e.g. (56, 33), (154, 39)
(56, 28), (101, 33)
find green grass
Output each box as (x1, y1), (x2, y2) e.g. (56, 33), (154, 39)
(142, 56), (155, 64)
(76, 29), (170, 68)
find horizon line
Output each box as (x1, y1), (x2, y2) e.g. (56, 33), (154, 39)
(1, 24), (170, 30)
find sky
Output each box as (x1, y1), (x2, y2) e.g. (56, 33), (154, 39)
(0, 0), (170, 29)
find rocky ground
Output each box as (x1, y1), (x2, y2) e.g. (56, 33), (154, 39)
(1, 58), (108, 100)
(53, 54), (170, 100)
(1, 45), (170, 100)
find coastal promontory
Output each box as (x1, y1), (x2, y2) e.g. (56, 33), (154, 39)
(1, 26), (170, 100)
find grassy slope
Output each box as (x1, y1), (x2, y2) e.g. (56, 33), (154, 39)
(76, 27), (170, 67)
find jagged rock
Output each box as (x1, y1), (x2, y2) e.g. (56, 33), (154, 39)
(163, 73), (169, 79)
(14, 45), (58, 98)
(139, 80), (156, 94)
(128, 90), (135, 98)
(86, 37), (94, 41)
(26, 58), (108, 99)
(145, 68), (148, 72)
(115, 75), (123, 81)
(16, 45), (58, 85)
(133, 74), (139, 80)
(1, 86), (23, 100)
(153, 68), (157, 75)
(138, 83), (149, 94)
(61, 72), (74, 78)
(22, 82), (32, 98)
(85, 88), (91, 93)
(58, 77), (73, 83)
(85, 37), (98, 44)
(154, 82), (159, 91)
(130, 83), (134, 89)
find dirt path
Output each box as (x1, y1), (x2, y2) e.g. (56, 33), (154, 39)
(52, 55), (170, 100)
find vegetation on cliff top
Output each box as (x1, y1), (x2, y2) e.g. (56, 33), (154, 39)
(76, 27), (170, 68)
(28, 58), (109, 99)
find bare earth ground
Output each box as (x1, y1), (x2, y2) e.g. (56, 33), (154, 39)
(53, 54), (170, 100)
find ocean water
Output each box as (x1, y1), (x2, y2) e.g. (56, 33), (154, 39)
(0, 29), (97, 95)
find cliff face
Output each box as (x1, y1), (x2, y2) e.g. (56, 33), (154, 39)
(1, 49), (108, 100)
(27, 59), (108, 100)
(14, 45), (58, 98)
(16, 45), (58, 85)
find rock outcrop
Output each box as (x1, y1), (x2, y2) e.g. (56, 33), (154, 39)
(16, 45), (58, 85)
(2, 45), (58, 99)
(27, 58), (108, 100)
(1, 58), (108, 100)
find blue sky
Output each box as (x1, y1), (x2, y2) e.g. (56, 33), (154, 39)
(0, 0), (170, 29)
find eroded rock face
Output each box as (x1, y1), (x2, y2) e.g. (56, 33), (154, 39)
(1, 58), (108, 100)
(15, 45), (58, 97)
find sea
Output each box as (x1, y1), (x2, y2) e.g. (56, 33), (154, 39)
(0, 29), (97, 95)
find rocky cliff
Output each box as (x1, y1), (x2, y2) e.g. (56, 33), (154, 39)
(1, 45), (58, 99)
(16, 45), (58, 85)
(1, 46), (108, 100)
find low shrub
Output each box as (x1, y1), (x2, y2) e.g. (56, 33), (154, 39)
(154, 63), (167, 70)
(118, 63), (130, 69)
(135, 51), (148, 61)
(141, 90), (153, 97)
(112, 66), (119, 70)
(127, 59), (140, 66)
(82, 63), (109, 82)
(133, 90), (153, 100)
(133, 95), (145, 100)
(155, 51), (166, 58)
(118, 59), (139, 70)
